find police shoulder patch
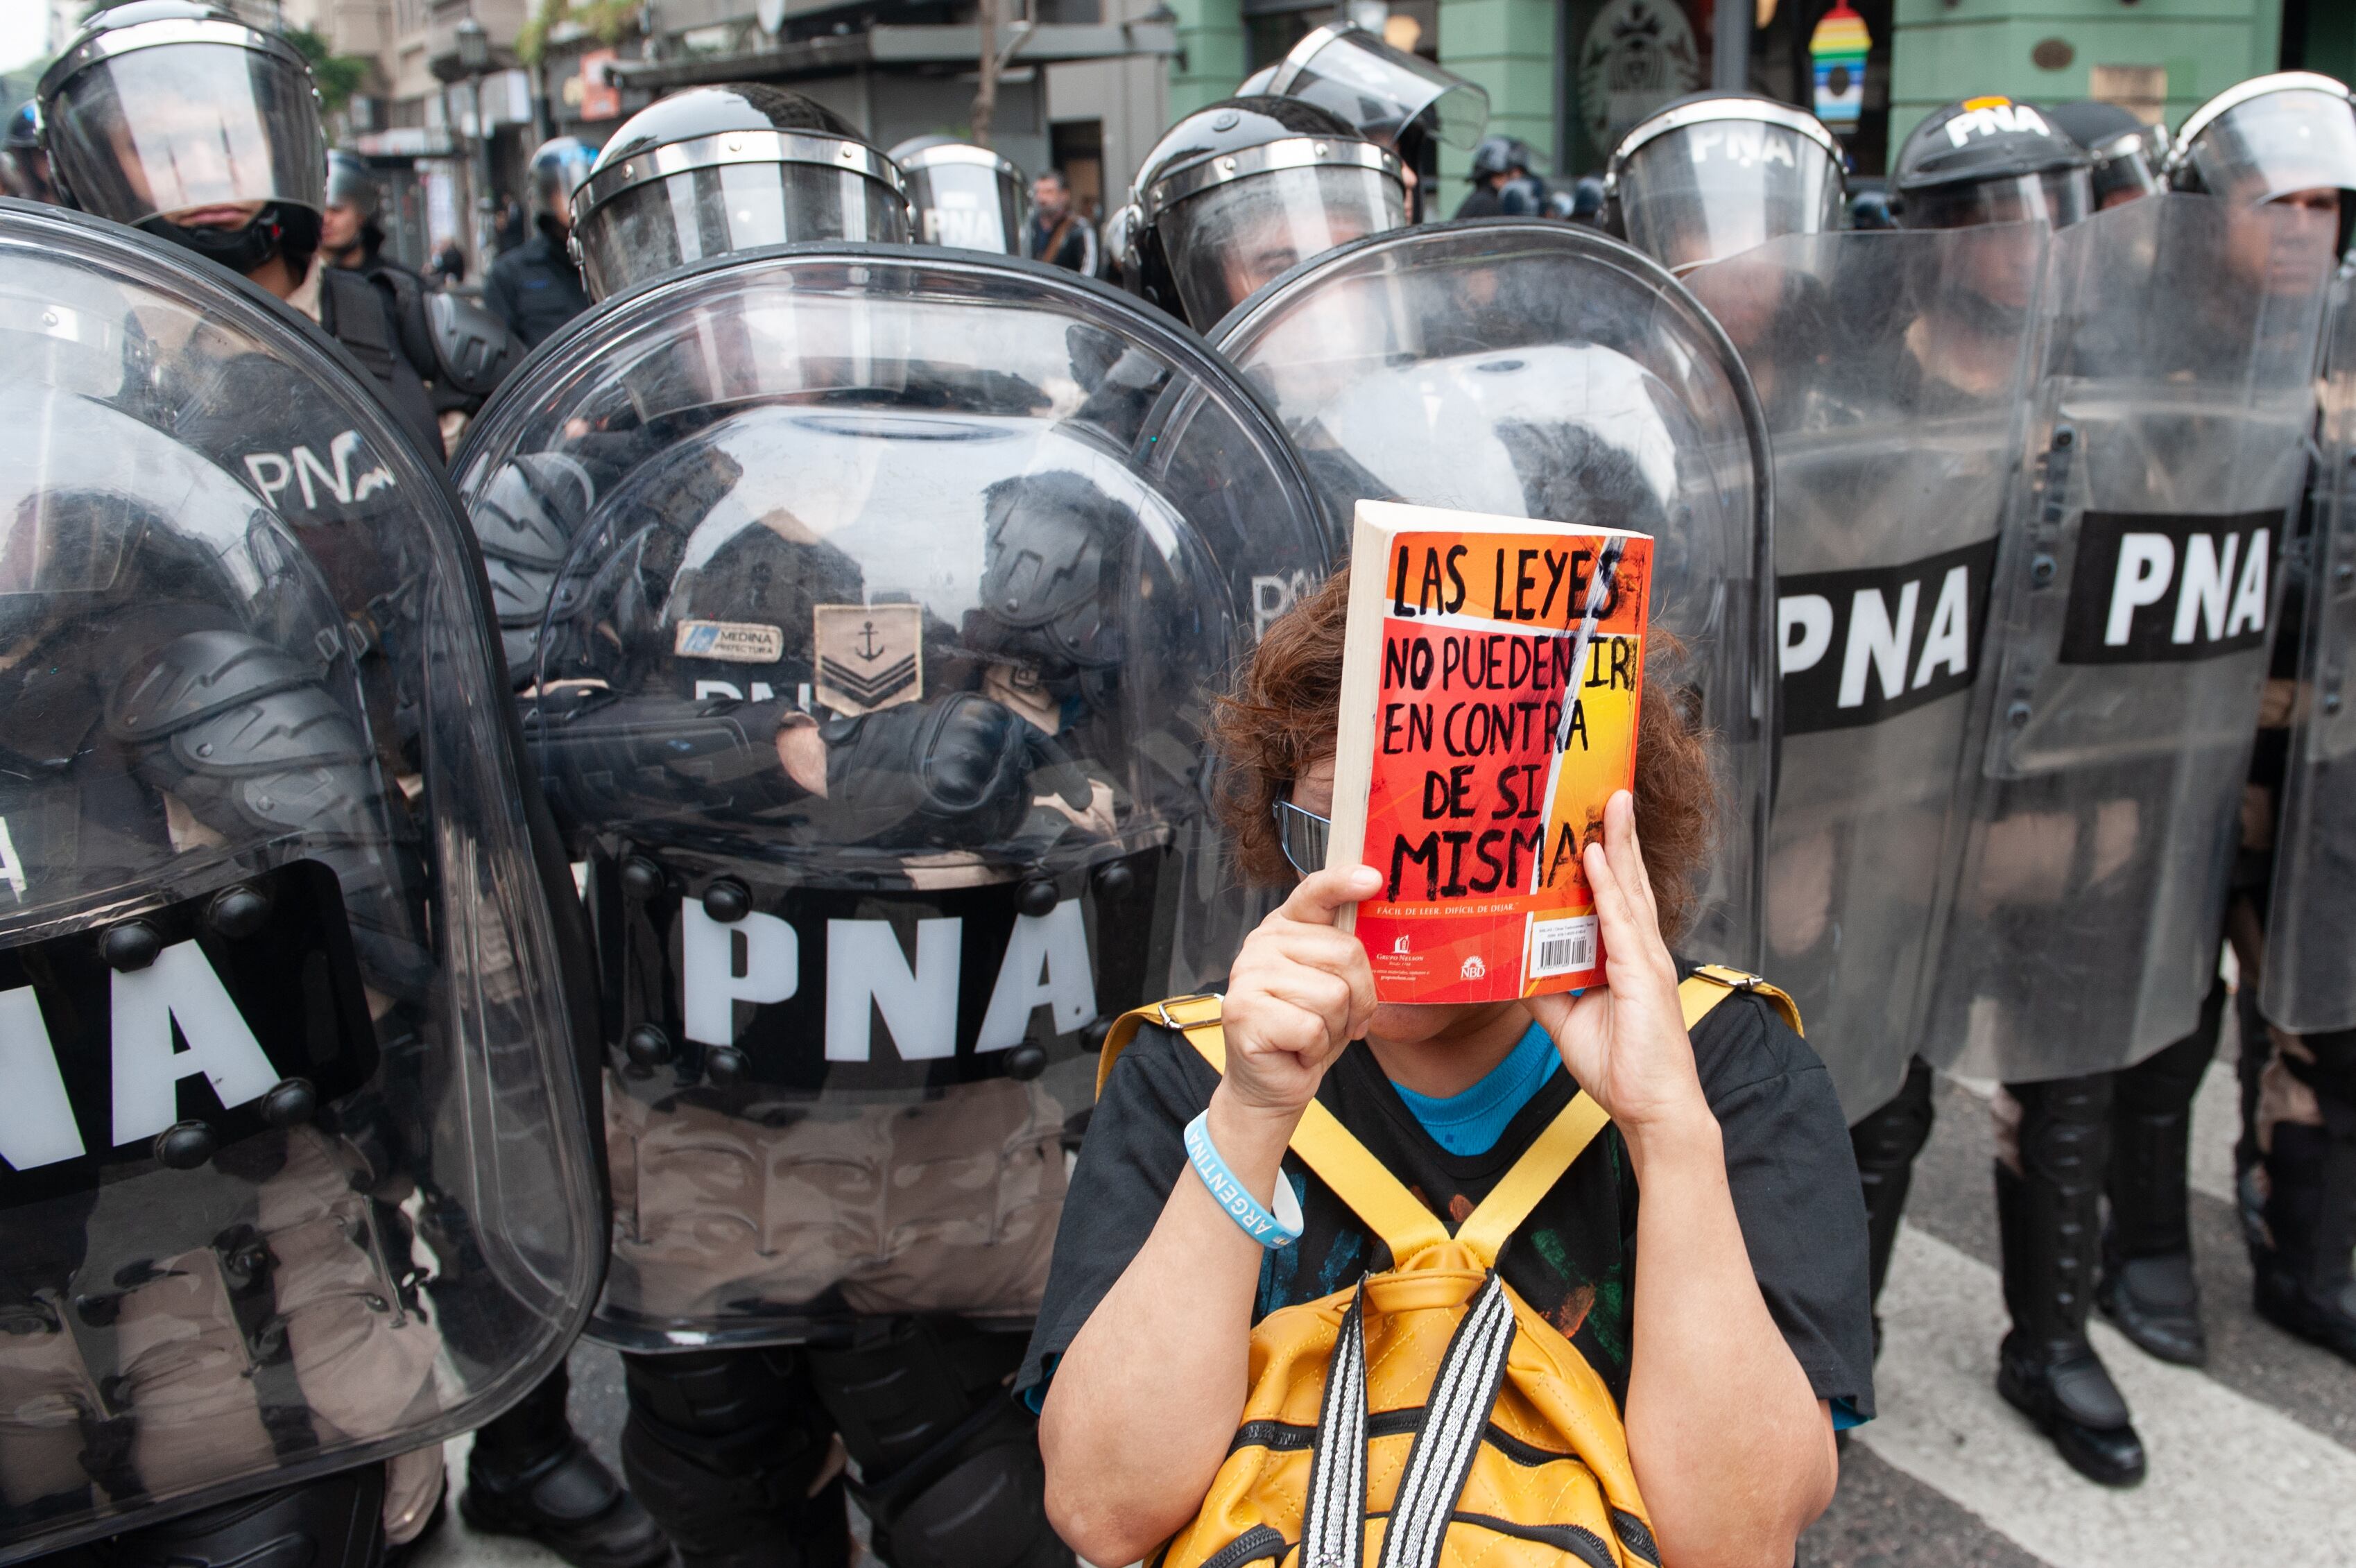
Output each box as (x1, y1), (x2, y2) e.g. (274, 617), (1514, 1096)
(674, 619), (785, 664)
(814, 603), (923, 715)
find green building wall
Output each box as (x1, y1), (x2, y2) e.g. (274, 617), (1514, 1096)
(1163, 0), (2346, 199)
(1889, 0), (2280, 141)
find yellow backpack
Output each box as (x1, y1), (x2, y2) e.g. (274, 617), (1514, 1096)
(1097, 967), (1800, 1568)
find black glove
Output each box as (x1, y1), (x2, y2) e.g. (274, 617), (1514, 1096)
(819, 693), (1040, 847)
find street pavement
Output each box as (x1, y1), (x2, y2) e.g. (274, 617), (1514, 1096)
(412, 994), (2355, 1568)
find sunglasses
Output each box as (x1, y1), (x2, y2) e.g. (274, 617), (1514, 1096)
(1272, 795), (1330, 879)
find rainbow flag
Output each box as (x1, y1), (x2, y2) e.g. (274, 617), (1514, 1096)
(1811, 0), (1871, 128)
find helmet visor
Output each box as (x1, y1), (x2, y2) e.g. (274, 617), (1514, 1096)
(1616, 121), (1845, 272)
(2183, 89), (2356, 208)
(906, 160), (1024, 253)
(2088, 132), (2164, 208)
(46, 43), (323, 224)
(1903, 167), (2091, 231)
(576, 164), (911, 299)
(1158, 163), (1406, 330)
(1277, 28), (1489, 150)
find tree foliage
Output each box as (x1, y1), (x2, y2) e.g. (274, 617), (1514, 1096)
(284, 26), (370, 113)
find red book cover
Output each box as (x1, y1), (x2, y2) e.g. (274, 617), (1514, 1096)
(1325, 501), (1653, 1003)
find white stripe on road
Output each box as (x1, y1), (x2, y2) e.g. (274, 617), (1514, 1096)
(1859, 1224), (2356, 1568)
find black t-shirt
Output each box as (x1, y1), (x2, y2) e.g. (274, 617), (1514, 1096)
(1017, 965), (1875, 1419)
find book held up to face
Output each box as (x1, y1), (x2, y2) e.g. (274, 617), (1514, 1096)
(1323, 499), (1653, 1004)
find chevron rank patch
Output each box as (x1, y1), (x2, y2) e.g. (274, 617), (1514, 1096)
(674, 619), (784, 664)
(814, 603), (923, 715)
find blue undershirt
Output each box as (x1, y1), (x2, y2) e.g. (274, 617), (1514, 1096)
(1390, 1020), (1866, 1433)
(1393, 1022), (1562, 1157)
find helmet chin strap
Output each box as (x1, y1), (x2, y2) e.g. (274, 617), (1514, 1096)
(139, 202), (320, 278)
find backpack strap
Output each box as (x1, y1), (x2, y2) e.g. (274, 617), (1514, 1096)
(1454, 968), (1775, 1264)
(1099, 996), (1447, 1258)
(1094, 967), (1805, 1267)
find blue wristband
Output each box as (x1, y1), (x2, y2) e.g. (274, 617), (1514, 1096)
(1184, 1110), (1305, 1248)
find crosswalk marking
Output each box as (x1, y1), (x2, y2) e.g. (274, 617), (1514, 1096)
(1859, 1224), (2356, 1568)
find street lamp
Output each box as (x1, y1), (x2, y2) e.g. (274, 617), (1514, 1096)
(454, 15), (495, 264)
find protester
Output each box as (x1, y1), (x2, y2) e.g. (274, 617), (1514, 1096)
(1026, 569), (1874, 1568)
(430, 233), (467, 284)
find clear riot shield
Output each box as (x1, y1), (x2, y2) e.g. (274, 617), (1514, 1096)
(1927, 193), (2333, 1083)
(0, 202), (601, 1557)
(450, 245), (1331, 1351)
(2262, 269), (2356, 1034)
(1685, 224), (2043, 1123)
(1210, 221), (1774, 967)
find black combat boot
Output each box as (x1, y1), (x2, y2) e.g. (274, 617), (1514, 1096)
(1994, 1076), (2147, 1487)
(461, 1362), (669, 1568)
(2098, 1020), (2219, 1365)
(1851, 1058), (1936, 1361)
(2253, 1114), (2356, 1364)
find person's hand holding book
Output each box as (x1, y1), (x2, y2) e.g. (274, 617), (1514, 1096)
(1217, 863), (1384, 1135)
(1526, 790), (1714, 1164)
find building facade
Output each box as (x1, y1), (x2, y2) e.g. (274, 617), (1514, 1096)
(1167, 0), (2348, 191)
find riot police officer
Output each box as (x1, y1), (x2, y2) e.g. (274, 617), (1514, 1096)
(892, 135), (1026, 253)
(1624, 96), (2043, 1377)
(1456, 133), (1545, 219)
(1912, 91), (2336, 1484)
(31, 9), (660, 1561)
(0, 187), (610, 1568)
(2, 100), (54, 204)
(486, 135), (595, 348)
(1119, 95), (1408, 333)
(1234, 21), (1488, 220)
(320, 148), (524, 433)
(2170, 74), (2356, 1368)
(39, 3), (444, 460)
(452, 80), (1334, 1568)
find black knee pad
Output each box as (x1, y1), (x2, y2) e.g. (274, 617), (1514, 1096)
(619, 1350), (845, 1567)
(90, 1467), (386, 1568)
(857, 1399), (1070, 1568)
(804, 1321), (1068, 1568)
(1852, 1060), (1935, 1173)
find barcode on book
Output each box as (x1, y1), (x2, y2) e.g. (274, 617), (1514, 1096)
(1529, 915), (1598, 979)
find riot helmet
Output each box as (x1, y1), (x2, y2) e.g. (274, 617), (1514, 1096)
(2170, 73), (2356, 257)
(528, 134), (596, 227)
(321, 146), (381, 264)
(891, 134), (1024, 253)
(1891, 96), (2091, 231)
(1607, 93), (1845, 273)
(1244, 22), (1486, 153)
(2, 100), (55, 204)
(569, 86), (909, 300)
(1468, 134), (1521, 183)
(325, 146), (380, 218)
(1128, 96), (1406, 331)
(38, 1), (327, 274)
(2047, 99), (2167, 209)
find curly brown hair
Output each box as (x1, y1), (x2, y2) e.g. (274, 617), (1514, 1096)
(1210, 564), (1720, 941)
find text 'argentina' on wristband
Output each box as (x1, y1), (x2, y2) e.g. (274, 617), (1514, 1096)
(1184, 1109), (1304, 1248)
